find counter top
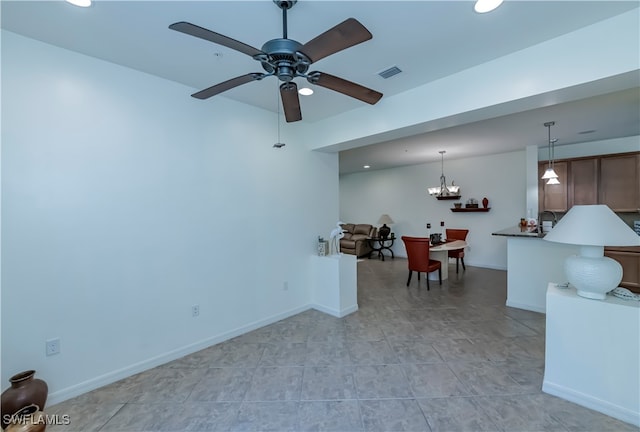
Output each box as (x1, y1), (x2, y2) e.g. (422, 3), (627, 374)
(492, 226), (545, 238)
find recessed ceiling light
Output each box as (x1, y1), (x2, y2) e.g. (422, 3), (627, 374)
(66, 0), (92, 7)
(298, 87), (313, 96)
(474, 0), (503, 13)
(578, 130), (597, 135)
(363, 165), (370, 169)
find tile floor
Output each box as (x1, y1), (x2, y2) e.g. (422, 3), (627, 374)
(47, 258), (638, 431)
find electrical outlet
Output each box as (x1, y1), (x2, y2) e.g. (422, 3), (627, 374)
(283, 281), (289, 291)
(46, 338), (60, 356)
(191, 304), (200, 317)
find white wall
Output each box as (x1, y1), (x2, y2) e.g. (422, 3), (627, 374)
(339, 151), (526, 270)
(1, 31), (339, 403)
(539, 136), (640, 161)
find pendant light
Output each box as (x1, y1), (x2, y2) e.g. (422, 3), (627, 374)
(428, 151), (461, 200)
(541, 121), (559, 183)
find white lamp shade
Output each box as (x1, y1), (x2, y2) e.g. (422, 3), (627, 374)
(378, 214), (395, 225)
(546, 177), (560, 185)
(541, 168), (559, 179)
(544, 205), (640, 247)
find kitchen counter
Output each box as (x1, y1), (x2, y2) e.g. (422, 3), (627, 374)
(492, 225), (545, 238)
(492, 226), (578, 312)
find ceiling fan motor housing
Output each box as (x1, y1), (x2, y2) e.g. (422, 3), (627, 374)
(259, 38), (310, 82)
(274, 0), (297, 10)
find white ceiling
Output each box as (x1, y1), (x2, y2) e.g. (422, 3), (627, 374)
(2, 0), (639, 174)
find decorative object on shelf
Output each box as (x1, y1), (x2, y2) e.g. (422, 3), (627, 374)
(1, 370), (48, 430)
(540, 121), (560, 185)
(543, 205), (640, 300)
(4, 404), (46, 432)
(329, 221), (345, 255)
(482, 197), (489, 208)
(454, 202), (462, 209)
(317, 236), (328, 256)
(377, 214), (394, 239)
(427, 151), (461, 200)
(465, 198), (478, 208)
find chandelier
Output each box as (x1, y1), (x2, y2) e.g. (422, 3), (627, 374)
(428, 151), (461, 200)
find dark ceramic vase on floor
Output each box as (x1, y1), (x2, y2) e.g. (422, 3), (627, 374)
(1, 370), (48, 430)
(4, 405), (47, 432)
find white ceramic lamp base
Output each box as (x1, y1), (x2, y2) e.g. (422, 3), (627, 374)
(565, 245), (622, 300)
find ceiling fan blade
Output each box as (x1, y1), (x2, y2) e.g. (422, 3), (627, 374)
(307, 72), (382, 105)
(299, 18), (372, 64)
(169, 21), (263, 58)
(192, 73), (264, 99)
(280, 82), (302, 123)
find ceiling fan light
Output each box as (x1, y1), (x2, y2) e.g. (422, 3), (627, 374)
(474, 0), (504, 13)
(298, 87), (313, 96)
(541, 168), (559, 180)
(66, 0), (92, 7)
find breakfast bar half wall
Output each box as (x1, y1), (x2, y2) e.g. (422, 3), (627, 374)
(492, 226), (579, 313)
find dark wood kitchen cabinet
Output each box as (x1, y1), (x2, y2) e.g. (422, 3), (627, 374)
(599, 154), (640, 212)
(569, 157), (598, 206)
(605, 246), (640, 293)
(539, 152), (639, 213)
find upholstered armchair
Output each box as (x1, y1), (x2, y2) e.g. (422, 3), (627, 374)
(339, 223), (377, 257)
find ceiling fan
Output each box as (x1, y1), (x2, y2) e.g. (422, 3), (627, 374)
(169, 0), (383, 122)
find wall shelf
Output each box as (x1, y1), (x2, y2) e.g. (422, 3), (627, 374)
(451, 207), (491, 212)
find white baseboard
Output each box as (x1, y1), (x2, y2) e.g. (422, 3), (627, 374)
(506, 299), (546, 314)
(46, 304), (312, 406)
(543, 380), (640, 427)
(311, 303), (358, 318)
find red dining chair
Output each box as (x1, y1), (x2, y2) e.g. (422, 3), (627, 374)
(401, 236), (442, 289)
(445, 229), (469, 273)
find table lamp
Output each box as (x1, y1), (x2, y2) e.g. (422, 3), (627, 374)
(543, 205), (640, 300)
(377, 214), (395, 239)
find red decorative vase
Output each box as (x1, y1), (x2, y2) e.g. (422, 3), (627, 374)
(1, 371), (48, 430)
(482, 197), (489, 208)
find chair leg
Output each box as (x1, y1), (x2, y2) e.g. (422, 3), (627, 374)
(406, 270), (412, 286)
(426, 273), (430, 290)
(438, 267), (442, 285)
(461, 257), (466, 271)
(456, 258), (459, 273)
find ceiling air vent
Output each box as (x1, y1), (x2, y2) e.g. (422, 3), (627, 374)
(378, 66), (402, 79)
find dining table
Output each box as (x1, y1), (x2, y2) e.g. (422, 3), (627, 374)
(428, 239), (468, 280)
